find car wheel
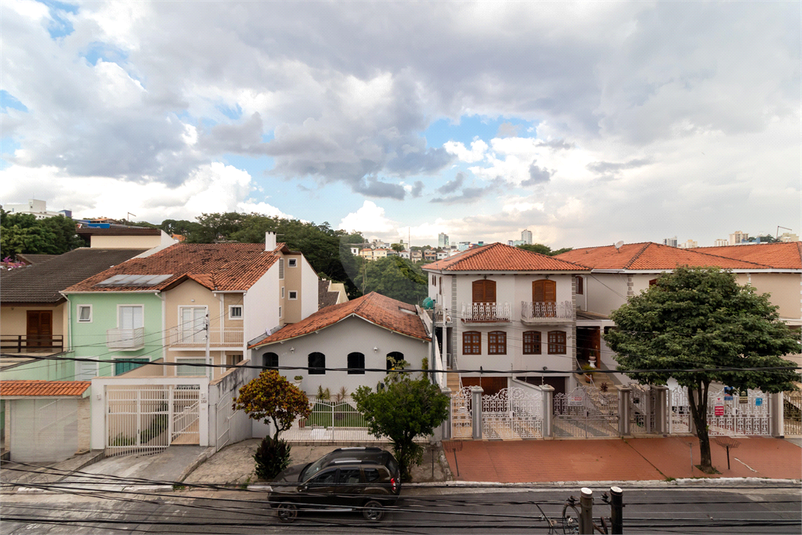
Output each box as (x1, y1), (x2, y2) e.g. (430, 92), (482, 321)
(276, 502), (298, 523)
(362, 500), (384, 521)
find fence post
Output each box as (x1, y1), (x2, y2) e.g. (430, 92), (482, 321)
(770, 392), (783, 437)
(610, 486), (623, 534)
(618, 386), (631, 436)
(471, 386), (483, 440)
(653, 385), (668, 435)
(579, 487), (593, 534)
(441, 387), (452, 441)
(540, 384), (554, 438)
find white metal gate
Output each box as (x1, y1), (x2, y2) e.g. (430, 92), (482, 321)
(630, 384), (658, 434)
(670, 386), (692, 434)
(707, 387), (770, 436)
(9, 399), (78, 462)
(106, 385), (200, 457)
(481, 387), (543, 439)
(553, 385), (618, 438)
(215, 388), (234, 452)
(451, 387), (473, 439)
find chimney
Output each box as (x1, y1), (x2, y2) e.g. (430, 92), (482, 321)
(265, 232), (277, 251)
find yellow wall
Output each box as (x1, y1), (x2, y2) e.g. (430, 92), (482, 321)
(283, 254), (303, 323)
(1, 304), (66, 338)
(741, 273), (801, 320)
(90, 235), (162, 249)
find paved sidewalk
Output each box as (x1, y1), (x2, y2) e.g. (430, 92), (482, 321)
(443, 436), (802, 483)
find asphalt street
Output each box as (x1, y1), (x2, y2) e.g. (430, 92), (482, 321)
(2, 485), (800, 534)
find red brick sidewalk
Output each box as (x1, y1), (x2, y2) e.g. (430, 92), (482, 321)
(442, 437), (802, 483)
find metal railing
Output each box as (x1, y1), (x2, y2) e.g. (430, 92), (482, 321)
(520, 300), (574, 321)
(166, 327), (244, 348)
(106, 327), (145, 350)
(0, 334), (64, 353)
(460, 302), (511, 322)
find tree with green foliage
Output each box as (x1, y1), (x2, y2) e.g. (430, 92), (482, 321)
(233, 370), (311, 440)
(353, 256), (427, 305)
(391, 243), (405, 252)
(516, 243), (572, 256)
(352, 364), (450, 480)
(604, 267), (799, 473)
(0, 210), (82, 258)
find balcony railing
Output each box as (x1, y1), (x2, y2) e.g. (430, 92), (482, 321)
(520, 300), (574, 322)
(167, 327), (244, 348)
(460, 302), (511, 323)
(0, 334), (64, 353)
(106, 327), (145, 350)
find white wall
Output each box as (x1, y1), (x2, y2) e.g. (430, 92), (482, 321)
(585, 274), (629, 316)
(254, 316), (430, 395)
(245, 264), (280, 340)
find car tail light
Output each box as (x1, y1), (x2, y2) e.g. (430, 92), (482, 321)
(391, 477), (398, 493)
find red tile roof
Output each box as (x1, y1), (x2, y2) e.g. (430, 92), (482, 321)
(0, 380), (90, 397)
(423, 242), (589, 272)
(250, 292), (429, 348)
(64, 243), (286, 293)
(556, 242), (771, 270)
(689, 242), (802, 270)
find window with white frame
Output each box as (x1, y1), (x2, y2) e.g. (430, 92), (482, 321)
(281, 287), (285, 298)
(75, 360), (99, 380)
(279, 305), (283, 318)
(289, 290), (298, 300)
(77, 305), (92, 323)
(118, 305), (143, 329)
(229, 305), (243, 320)
(288, 258), (297, 267)
(279, 258), (285, 280)
(179, 306), (206, 343)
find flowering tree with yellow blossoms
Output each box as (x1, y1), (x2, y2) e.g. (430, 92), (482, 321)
(233, 370), (311, 440)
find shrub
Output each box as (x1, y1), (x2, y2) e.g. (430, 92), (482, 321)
(254, 436), (292, 480)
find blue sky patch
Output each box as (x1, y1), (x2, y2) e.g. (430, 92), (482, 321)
(217, 103), (243, 121)
(82, 42), (129, 67)
(0, 91), (28, 113)
(423, 115), (537, 148)
(40, 0), (78, 39)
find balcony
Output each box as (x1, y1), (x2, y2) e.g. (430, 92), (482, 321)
(167, 327), (244, 349)
(520, 300), (574, 325)
(106, 328), (145, 351)
(460, 302), (511, 325)
(0, 334), (64, 355)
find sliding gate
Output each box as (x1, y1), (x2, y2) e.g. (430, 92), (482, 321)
(106, 384), (201, 457)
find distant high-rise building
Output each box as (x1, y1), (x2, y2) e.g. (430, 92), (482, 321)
(521, 229), (533, 245)
(438, 232), (449, 248)
(729, 230), (748, 245)
(714, 238), (728, 247)
(663, 236), (678, 247)
(678, 239), (698, 249)
(778, 232), (799, 242)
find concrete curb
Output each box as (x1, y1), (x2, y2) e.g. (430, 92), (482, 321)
(177, 447), (216, 483)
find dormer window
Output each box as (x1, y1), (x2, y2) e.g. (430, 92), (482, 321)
(288, 258), (297, 268)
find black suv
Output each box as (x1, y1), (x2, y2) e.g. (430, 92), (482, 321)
(267, 447), (401, 522)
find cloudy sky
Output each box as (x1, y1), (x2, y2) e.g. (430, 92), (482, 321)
(2, 1), (799, 248)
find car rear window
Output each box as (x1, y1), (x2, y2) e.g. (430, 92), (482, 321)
(386, 457), (399, 475)
(364, 468), (383, 482)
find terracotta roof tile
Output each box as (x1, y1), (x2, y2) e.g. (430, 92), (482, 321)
(689, 242), (802, 269)
(0, 380), (90, 397)
(423, 242), (589, 272)
(250, 292), (429, 347)
(556, 242), (770, 270)
(64, 243), (285, 293)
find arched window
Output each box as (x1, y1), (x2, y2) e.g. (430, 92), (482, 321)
(533, 279), (556, 303)
(347, 352), (365, 374)
(523, 331), (541, 355)
(262, 352), (279, 369)
(548, 331), (566, 354)
(472, 279), (496, 304)
(463, 331), (481, 355)
(308, 352), (326, 374)
(386, 351), (404, 373)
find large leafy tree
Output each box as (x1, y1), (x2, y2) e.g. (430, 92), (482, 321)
(0, 210), (82, 258)
(353, 256), (427, 305)
(604, 267), (799, 473)
(233, 370), (311, 440)
(352, 365), (450, 480)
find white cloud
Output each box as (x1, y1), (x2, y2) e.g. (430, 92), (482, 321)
(337, 201), (397, 238)
(444, 139), (488, 163)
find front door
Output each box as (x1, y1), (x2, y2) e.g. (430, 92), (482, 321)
(26, 310), (52, 348)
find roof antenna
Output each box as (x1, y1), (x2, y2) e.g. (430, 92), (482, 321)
(614, 241), (624, 252)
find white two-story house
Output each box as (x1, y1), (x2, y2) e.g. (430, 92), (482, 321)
(422, 243), (589, 395)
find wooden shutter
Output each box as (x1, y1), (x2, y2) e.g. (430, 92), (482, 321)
(472, 280), (496, 303)
(532, 280), (556, 303)
(26, 310), (52, 348)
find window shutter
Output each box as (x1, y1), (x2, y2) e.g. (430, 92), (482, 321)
(533, 280), (556, 302)
(472, 279), (496, 303)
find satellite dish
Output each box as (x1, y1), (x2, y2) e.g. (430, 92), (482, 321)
(614, 241), (624, 250)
